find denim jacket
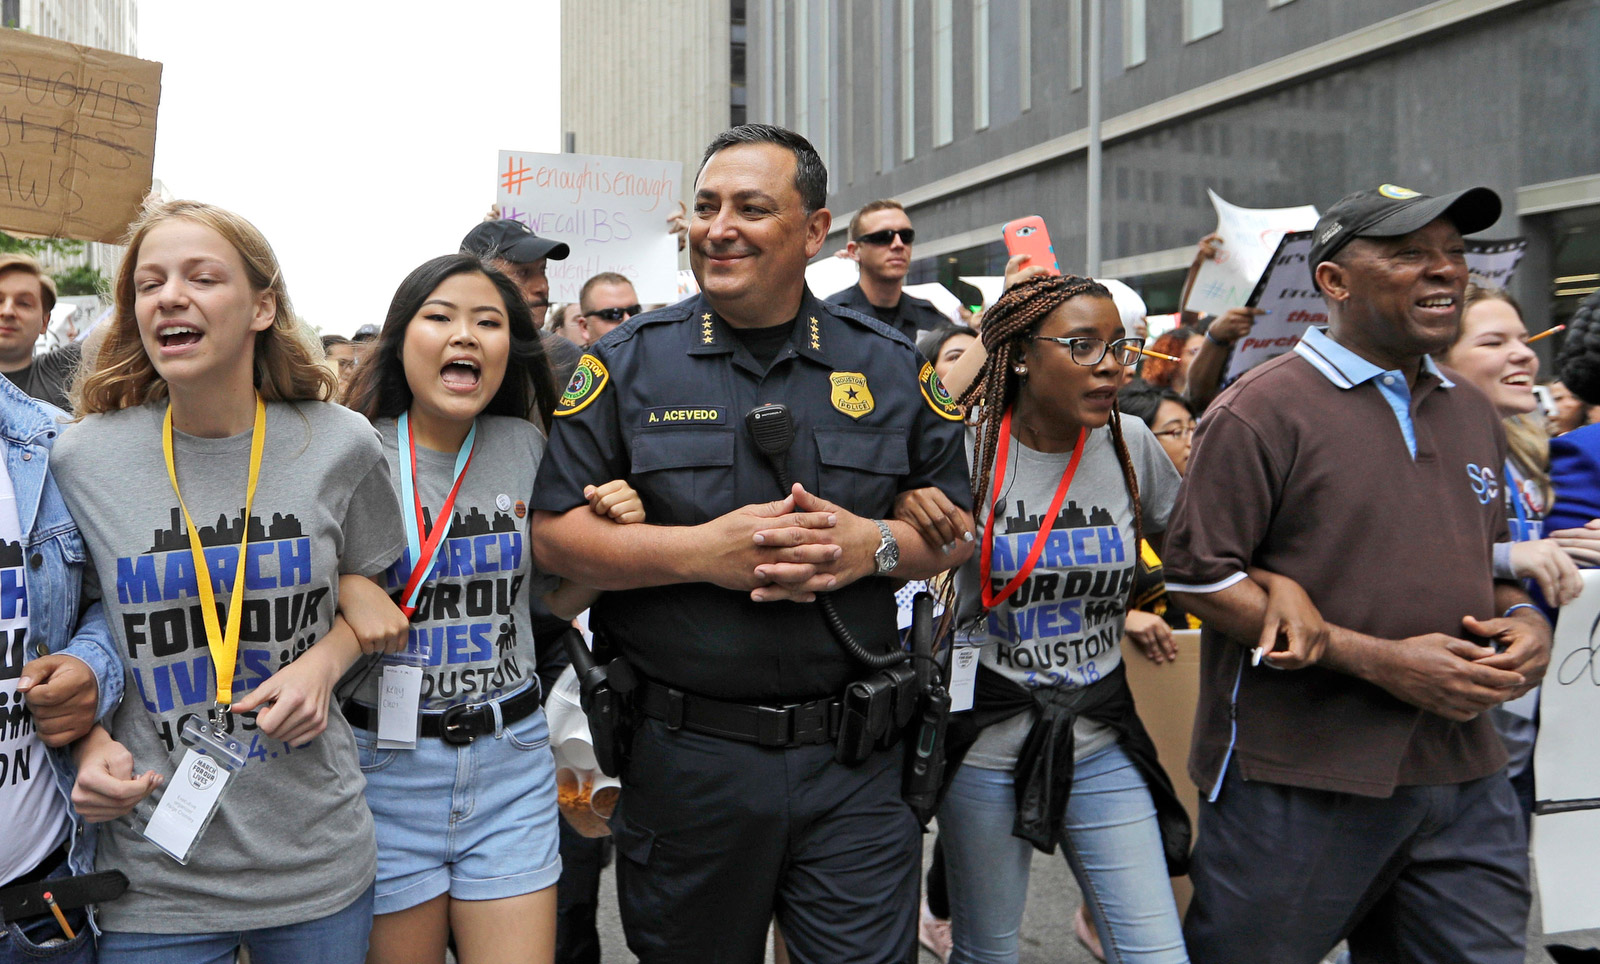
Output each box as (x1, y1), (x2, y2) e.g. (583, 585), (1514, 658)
(0, 377), (121, 880)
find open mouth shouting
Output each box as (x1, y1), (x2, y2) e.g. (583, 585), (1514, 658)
(156, 322), (204, 354)
(441, 356), (482, 393)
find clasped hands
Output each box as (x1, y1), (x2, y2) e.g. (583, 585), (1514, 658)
(703, 482), (881, 603)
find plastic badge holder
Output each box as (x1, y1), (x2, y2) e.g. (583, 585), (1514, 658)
(547, 666), (622, 838)
(142, 717), (247, 864)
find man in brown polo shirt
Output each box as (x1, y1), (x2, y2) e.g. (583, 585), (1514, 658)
(1164, 184), (1550, 964)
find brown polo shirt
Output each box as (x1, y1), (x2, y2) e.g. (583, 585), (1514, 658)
(1164, 328), (1510, 798)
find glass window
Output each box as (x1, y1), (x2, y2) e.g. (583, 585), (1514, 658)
(1185, 0), (1223, 42)
(973, 0), (991, 130)
(901, 0), (915, 160)
(933, 0), (954, 146)
(1123, 0), (1146, 67)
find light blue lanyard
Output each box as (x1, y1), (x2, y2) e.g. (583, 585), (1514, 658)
(396, 412), (477, 614)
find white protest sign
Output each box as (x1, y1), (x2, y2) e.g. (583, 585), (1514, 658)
(1222, 232), (1322, 382)
(1533, 569), (1600, 933)
(1185, 191), (1319, 316)
(1222, 233), (1534, 383)
(804, 256), (860, 300)
(1466, 238), (1528, 290)
(496, 150), (682, 303)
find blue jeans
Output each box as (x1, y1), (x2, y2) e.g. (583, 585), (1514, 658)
(940, 743), (1188, 964)
(95, 885), (373, 964)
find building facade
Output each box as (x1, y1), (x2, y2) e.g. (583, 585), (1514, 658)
(746, 0), (1599, 328)
(559, 0), (747, 215)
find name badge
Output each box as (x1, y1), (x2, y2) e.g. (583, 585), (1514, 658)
(949, 645), (980, 712)
(143, 719), (245, 864)
(377, 664), (424, 749)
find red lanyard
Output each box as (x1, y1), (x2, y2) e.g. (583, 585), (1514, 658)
(397, 413), (477, 618)
(979, 407), (1088, 610)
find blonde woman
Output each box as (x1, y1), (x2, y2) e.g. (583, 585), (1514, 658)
(57, 200), (406, 964)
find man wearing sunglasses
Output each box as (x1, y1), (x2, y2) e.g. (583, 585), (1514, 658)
(575, 272), (642, 346)
(827, 199), (949, 340)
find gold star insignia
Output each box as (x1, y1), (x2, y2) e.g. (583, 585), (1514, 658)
(703, 336), (714, 344)
(702, 313), (712, 321)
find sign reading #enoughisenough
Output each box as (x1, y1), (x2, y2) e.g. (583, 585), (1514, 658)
(495, 150), (681, 304)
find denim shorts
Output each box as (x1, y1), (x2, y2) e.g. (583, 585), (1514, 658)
(355, 703), (562, 915)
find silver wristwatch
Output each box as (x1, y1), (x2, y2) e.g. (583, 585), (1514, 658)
(872, 519), (900, 575)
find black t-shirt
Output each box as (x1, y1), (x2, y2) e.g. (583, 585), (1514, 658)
(1, 343), (81, 412)
(729, 320), (797, 371)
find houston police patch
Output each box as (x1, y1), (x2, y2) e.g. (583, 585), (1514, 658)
(919, 362), (964, 421)
(555, 354), (609, 417)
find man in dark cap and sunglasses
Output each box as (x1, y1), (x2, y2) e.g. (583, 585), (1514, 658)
(827, 199), (949, 340)
(461, 218), (582, 389)
(1164, 183), (1547, 964)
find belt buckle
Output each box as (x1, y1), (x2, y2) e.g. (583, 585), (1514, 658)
(755, 705), (791, 747)
(440, 703), (478, 745)
(791, 700), (828, 745)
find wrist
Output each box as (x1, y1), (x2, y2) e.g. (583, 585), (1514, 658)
(1205, 329), (1233, 349)
(1503, 602), (1551, 627)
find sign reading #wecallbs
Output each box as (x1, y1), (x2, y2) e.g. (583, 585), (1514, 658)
(495, 150), (682, 304)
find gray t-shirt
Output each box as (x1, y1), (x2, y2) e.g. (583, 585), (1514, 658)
(352, 415), (559, 711)
(52, 401), (404, 933)
(956, 414), (1180, 769)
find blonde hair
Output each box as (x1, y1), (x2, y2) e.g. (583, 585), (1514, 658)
(72, 200), (333, 415)
(1454, 285), (1554, 511)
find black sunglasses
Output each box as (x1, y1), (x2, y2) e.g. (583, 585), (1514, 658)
(856, 228), (916, 246)
(583, 304), (643, 322)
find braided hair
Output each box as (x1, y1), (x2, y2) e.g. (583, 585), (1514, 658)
(1556, 287), (1600, 406)
(945, 274), (1146, 630)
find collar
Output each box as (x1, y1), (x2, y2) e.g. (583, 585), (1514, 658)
(0, 370), (63, 446)
(686, 289), (832, 365)
(1292, 327), (1454, 390)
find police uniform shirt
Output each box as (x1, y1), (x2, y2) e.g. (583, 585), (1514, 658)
(827, 284), (949, 342)
(533, 289), (971, 703)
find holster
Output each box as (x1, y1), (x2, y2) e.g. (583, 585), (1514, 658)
(563, 632), (637, 777)
(900, 592), (950, 826)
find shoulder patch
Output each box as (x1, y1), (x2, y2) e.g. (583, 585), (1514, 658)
(555, 354), (610, 417)
(919, 362), (964, 421)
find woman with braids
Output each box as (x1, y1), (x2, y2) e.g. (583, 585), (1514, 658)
(914, 272), (1192, 964)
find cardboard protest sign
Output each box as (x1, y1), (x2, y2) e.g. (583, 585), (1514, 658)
(0, 34), (162, 243)
(1222, 233), (1532, 383)
(1533, 569), (1600, 934)
(1184, 191), (1319, 317)
(495, 150), (681, 304)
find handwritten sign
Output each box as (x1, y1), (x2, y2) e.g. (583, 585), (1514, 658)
(1221, 233), (1533, 383)
(1185, 191), (1319, 316)
(0, 34), (162, 243)
(1533, 569), (1600, 934)
(495, 150), (681, 303)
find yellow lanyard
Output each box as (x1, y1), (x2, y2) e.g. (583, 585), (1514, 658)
(162, 396), (267, 710)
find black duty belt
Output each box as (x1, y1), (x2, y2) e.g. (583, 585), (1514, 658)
(637, 678), (843, 748)
(342, 683), (542, 745)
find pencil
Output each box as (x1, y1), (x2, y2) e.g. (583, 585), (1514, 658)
(42, 892), (75, 940)
(1134, 346), (1181, 363)
(1527, 324), (1565, 344)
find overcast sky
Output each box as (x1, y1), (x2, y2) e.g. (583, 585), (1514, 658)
(139, 0), (563, 336)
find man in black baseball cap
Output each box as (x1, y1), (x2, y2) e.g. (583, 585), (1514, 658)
(1171, 180), (1546, 964)
(1309, 183), (1500, 291)
(460, 219), (571, 329)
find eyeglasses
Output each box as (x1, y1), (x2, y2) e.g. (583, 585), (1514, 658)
(1032, 336), (1145, 367)
(1152, 423), (1198, 440)
(583, 304), (643, 322)
(856, 228), (916, 246)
